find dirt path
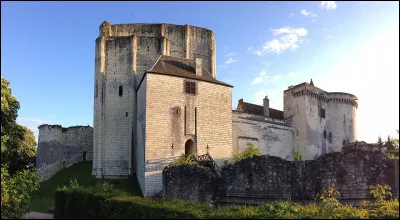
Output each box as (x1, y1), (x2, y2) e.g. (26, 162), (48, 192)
(24, 212), (53, 219)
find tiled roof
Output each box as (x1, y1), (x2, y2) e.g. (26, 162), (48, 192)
(241, 102), (284, 120)
(146, 55), (232, 87)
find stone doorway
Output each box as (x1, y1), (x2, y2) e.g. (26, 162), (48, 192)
(185, 139), (196, 156)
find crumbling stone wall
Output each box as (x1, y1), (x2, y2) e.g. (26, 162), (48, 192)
(163, 145), (399, 204)
(163, 165), (219, 203)
(36, 124), (93, 181)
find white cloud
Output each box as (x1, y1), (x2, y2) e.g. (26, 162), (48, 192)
(272, 75), (282, 82)
(226, 52), (238, 57)
(253, 51), (262, 56)
(247, 47), (253, 51)
(217, 65), (227, 69)
(301, 9), (317, 17)
(16, 117), (48, 142)
(225, 57), (239, 64)
(320, 1), (337, 10)
(289, 72), (295, 78)
(255, 27), (308, 55)
(251, 71), (282, 84)
(252, 71), (267, 85)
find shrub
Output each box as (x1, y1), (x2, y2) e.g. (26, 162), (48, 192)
(294, 150), (302, 161)
(370, 184), (392, 205)
(313, 153), (319, 159)
(319, 184), (341, 208)
(166, 154), (196, 169)
(232, 143), (261, 163)
(1, 165), (40, 219)
(221, 160), (230, 169)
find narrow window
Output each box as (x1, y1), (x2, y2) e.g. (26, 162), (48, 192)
(119, 86), (123, 96)
(126, 112), (128, 117)
(320, 108), (326, 119)
(184, 81), (196, 95)
(95, 84), (98, 98)
(342, 140), (346, 145)
(323, 130), (326, 139)
(329, 132), (332, 143)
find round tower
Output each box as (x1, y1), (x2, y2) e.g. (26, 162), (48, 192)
(327, 92), (358, 152)
(92, 21), (217, 179)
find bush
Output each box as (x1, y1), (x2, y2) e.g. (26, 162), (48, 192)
(370, 184), (392, 205)
(166, 154), (196, 169)
(318, 184), (341, 208)
(294, 150), (302, 161)
(55, 181), (400, 219)
(232, 143), (261, 163)
(1, 165), (40, 219)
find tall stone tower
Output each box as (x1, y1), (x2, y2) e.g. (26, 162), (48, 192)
(92, 21), (217, 178)
(283, 80), (358, 160)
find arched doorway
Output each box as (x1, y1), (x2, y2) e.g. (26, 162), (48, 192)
(185, 139), (196, 156)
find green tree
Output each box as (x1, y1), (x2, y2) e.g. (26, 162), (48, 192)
(1, 77), (37, 174)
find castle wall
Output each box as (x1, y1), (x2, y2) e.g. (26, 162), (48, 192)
(163, 146), (399, 204)
(232, 112), (294, 161)
(136, 75), (147, 194)
(37, 125), (93, 181)
(102, 36), (135, 177)
(141, 73), (232, 196)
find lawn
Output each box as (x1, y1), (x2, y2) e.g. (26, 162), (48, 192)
(28, 161), (142, 212)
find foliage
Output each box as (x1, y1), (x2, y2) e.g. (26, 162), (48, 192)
(1, 77), (37, 174)
(166, 154), (196, 169)
(55, 182), (400, 219)
(370, 184), (392, 204)
(232, 143), (261, 163)
(294, 150), (302, 161)
(319, 184), (341, 208)
(313, 153), (319, 159)
(377, 136), (383, 146)
(221, 160), (230, 169)
(1, 165), (40, 219)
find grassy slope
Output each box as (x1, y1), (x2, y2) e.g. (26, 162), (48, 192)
(29, 161), (141, 212)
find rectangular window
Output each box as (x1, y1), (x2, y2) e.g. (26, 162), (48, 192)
(119, 86), (123, 96)
(126, 112), (128, 117)
(320, 108), (326, 119)
(323, 130), (326, 139)
(184, 81), (196, 95)
(329, 132), (332, 143)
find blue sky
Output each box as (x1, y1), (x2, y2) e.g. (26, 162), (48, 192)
(1, 1), (399, 143)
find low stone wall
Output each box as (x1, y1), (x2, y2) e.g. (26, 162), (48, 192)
(163, 165), (221, 203)
(163, 147), (399, 204)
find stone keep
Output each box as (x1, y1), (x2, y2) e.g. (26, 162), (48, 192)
(92, 21), (219, 180)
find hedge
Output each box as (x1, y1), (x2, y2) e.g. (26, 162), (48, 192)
(55, 183), (399, 219)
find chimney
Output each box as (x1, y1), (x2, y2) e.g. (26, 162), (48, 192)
(263, 95), (269, 117)
(195, 58), (202, 76)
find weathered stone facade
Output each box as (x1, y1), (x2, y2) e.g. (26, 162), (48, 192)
(163, 145), (399, 204)
(36, 124), (93, 181)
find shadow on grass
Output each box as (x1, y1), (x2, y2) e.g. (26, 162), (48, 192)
(29, 161), (141, 213)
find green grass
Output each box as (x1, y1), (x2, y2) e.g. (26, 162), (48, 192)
(28, 161), (141, 213)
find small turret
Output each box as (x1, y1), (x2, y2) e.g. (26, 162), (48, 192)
(310, 79), (314, 86)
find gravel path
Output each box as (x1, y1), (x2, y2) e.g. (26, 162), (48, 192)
(24, 212), (54, 219)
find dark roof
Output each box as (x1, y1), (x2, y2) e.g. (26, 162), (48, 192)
(146, 55), (232, 87)
(242, 102), (284, 120)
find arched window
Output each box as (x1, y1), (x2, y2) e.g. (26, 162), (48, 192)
(119, 86), (123, 96)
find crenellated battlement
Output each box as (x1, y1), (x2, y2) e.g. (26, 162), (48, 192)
(289, 88), (358, 108)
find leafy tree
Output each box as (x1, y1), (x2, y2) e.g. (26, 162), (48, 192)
(1, 77), (37, 174)
(1, 165), (40, 219)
